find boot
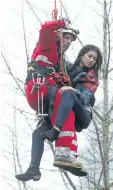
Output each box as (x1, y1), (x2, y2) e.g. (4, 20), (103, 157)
(15, 165), (41, 182)
(53, 155), (87, 177)
(41, 127), (60, 142)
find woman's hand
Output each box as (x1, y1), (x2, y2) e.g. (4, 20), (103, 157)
(59, 86), (75, 95)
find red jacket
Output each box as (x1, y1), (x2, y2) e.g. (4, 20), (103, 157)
(31, 20), (64, 67)
(80, 69), (98, 93)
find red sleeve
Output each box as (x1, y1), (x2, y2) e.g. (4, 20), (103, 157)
(39, 20), (65, 51)
(41, 20), (65, 30)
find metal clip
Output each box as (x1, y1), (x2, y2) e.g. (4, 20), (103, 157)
(31, 72), (48, 118)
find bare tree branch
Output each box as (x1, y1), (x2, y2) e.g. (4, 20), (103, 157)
(107, 0), (112, 18)
(108, 67), (113, 73)
(13, 92), (27, 190)
(83, 0), (103, 18)
(106, 8), (111, 71)
(93, 107), (103, 121)
(26, 0), (42, 24)
(21, 2), (29, 64)
(1, 51), (25, 96)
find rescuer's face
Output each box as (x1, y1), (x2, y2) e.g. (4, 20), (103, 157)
(63, 34), (73, 52)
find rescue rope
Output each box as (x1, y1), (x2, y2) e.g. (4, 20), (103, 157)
(52, 0), (63, 71)
(58, 0), (63, 72)
(52, 0), (58, 21)
(51, 0), (71, 86)
(52, 72), (71, 86)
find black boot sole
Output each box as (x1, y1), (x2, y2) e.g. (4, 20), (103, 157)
(69, 167), (87, 177)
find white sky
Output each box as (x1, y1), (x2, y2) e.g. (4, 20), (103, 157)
(1, 0), (113, 189)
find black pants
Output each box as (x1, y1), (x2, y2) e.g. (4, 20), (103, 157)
(31, 117), (52, 168)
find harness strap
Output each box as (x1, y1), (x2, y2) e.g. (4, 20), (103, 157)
(26, 62), (55, 85)
(26, 61), (71, 87)
(26, 62), (71, 116)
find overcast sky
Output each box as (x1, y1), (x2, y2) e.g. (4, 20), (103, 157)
(1, 0), (113, 189)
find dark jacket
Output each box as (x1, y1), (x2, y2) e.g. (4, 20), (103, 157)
(67, 63), (98, 107)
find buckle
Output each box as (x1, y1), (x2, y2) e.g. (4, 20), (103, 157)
(32, 72), (45, 86)
(46, 67), (55, 74)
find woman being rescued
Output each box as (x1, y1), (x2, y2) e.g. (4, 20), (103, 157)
(41, 44), (102, 175)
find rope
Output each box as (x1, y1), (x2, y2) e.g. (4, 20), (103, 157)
(58, 0), (63, 71)
(59, 31), (63, 71)
(52, 0), (63, 71)
(52, 0), (58, 21)
(51, 0), (71, 86)
(52, 72), (71, 86)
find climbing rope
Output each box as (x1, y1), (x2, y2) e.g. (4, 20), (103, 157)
(51, 0), (71, 86)
(52, 72), (71, 86)
(52, 0), (58, 21)
(52, 0), (63, 71)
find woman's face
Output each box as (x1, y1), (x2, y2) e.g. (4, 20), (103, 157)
(80, 50), (98, 68)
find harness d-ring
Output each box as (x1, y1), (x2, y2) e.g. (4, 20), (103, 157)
(31, 72), (48, 118)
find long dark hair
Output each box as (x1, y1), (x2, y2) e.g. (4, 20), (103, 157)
(73, 44), (102, 79)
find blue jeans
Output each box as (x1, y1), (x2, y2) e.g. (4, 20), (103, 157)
(55, 90), (91, 129)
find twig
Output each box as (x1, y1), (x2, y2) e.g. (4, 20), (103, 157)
(21, 2), (29, 64)
(26, 0), (42, 24)
(1, 51), (25, 96)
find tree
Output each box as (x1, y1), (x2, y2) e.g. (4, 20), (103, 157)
(76, 0), (113, 189)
